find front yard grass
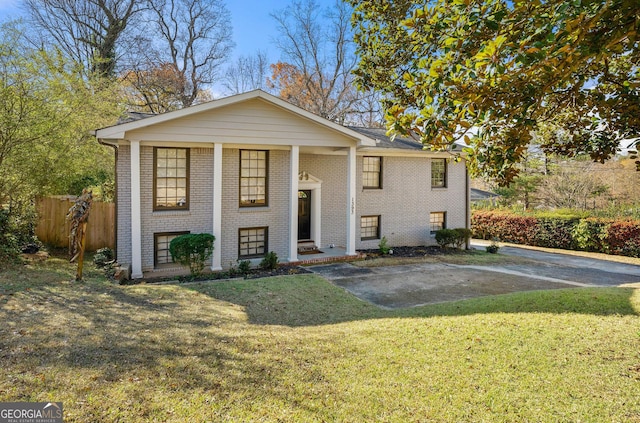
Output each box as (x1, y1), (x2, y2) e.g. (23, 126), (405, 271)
(1, 252), (639, 422)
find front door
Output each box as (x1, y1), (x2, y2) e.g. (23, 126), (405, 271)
(298, 190), (311, 240)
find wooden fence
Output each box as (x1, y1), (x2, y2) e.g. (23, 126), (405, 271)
(36, 196), (115, 251)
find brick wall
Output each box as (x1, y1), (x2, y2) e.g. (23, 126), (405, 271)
(139, 147), (214, 272)
(357, 156), (467, 249)
(117, 145), (468, 273)
(220, 148), (290, 267)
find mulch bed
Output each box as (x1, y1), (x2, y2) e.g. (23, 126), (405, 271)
(358, 245), (447, 259)
(125, 246), (451, 285)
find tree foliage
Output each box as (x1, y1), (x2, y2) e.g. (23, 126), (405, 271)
(120, 62), (187, 113)
(0, 21), (121, 257)
(349, 0), (640, 183)
(169, 233), (215, 277)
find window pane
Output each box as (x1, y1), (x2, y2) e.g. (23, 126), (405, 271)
(239, 227), (267, 257)
(240, 150), (268, 206)
(431, 159), (446, 188)
(361, 215), (380, 240)
(155, 148), (188, 209)
(430, 212), (446, 233)
(363, 157), (381, 188)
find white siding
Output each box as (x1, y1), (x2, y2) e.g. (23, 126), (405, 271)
(126, 98), (356, 147)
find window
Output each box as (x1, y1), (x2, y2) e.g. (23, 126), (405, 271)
(154, 231), (189, 267)
(363, 156), (382, 189)
(154, 147), (189, 210)
(361, 215), (380, 240)
(430, 212), (446, 234)
(240, 150), (268, 206)
(431, 158), (447, 188)
(239, 227), (268, 258)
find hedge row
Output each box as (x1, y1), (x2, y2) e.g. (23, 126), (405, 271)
(472, 210), (640, 258)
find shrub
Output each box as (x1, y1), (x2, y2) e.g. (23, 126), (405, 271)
(169, 233), (215, 277)
(486, 238), (500, 254)
(259, 251), (279, 271)
(378, 236), (391, 254)
(605, 220), (640, 257)
(93, 247), (114, 267)
(237, 259), (252, 275)
(435, 228), (458, 249)
(453, 228), (472, 249)
(436, 228), (472, 249)
(534, 217), (577, 249)
(0, 205), (39, 263)
(572, 218), (609, 252)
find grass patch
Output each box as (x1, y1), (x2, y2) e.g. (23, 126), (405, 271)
(1, 253), (640, 422)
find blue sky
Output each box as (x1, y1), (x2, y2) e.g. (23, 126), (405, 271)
(0, 0), (336, 63)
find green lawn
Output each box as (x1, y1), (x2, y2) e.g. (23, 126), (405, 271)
(1, 253), (639, 422)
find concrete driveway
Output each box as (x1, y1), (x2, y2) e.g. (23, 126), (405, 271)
(307, 242), (640, 309)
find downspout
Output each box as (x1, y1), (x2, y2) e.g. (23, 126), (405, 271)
(465, 164), (470, 250)
(95, 133), (118, 261)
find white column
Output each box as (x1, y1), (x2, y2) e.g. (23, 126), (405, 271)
(130, 140), (143, 279)
(313, 187), (321, 248)
(346, 146), (356, 255)
(211, 143), (223, 270)
(288, 145), (299, 262)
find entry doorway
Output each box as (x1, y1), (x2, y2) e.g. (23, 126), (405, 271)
(298, 190), (311, 240)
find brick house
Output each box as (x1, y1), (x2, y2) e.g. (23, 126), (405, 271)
(95, 90), (469, 279)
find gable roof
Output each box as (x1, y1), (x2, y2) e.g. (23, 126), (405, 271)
(95, 90), (375, 147)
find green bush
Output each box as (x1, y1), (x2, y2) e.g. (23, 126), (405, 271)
(0, 206), (39, 263)
(93, 247), (114, 267)
(453, 228), (472, 249)
(572, 218), (609, 252)
(435, 229), (457, 249)
(435, 228), (470, 249)
(486, 238), (500, 254)
(378, 236), (390, 254)
(259, 251), (279, 271)
(237, 259), (251, 275)
(169, 233), (215, 277)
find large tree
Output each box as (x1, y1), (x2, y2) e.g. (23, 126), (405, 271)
(349, 0), (640, 182)
(24, 0), (145, 78)
(271, 0), (379, 124)
(145, 0), (234, 108)
(0, 21), (120, 255)
(222, 51), (269, 95)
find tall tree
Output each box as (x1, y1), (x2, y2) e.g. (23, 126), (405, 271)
(271, 0), (377, 124)
(24, 0), (145, 78)
(0, 21), (121, 256)
(349, 0), (640, 183)
(147, 0), (234, 108)
(120, 62), (186, 113)
(222, 51), (269, 95)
